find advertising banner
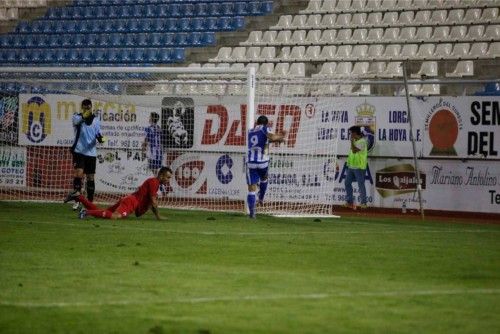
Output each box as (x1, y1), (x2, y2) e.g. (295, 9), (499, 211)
(0, 94), (18, 144)
(0, 146), (27, 188)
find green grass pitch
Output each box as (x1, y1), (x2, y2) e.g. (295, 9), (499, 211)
(0, 201), (499, 334)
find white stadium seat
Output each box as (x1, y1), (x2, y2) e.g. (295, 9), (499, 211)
(400, 44), (418, 59)
(351, 45), (368, 60)
(383, 44), (402, 60)
(275, 30), (292, 45)
(486, 42), (500, 58)
(381, 61), (403, 77)
(481, 7), (499, 23)
(335, 13), (352, 27)
(319, 45), (337, 60)
(259, 46), (276, 61)
(382, 12), (398, 25)
(468, 42), (488, 58)
(351, 13), (367, 26)
(446, 60), (474, 77)
(210, 47), (232, 62)
(367, 28), (383, 42)
(430, 10), (447, 24)
(367, 12), (383, 26)
(291, 30), (307, 44)
(320, 14), (337, 28)
(451, 43), (471, 59)
(306, 14), (322, 29)
(352, 28), (368, 42)
(464, 8), (481, 23)
(366, 61), (386, 78)
(336, 0), (352, 12)
(300, 0), (322, 14)
(414, 10), (431, 25)
(313, 62), (337, 78)
(290, 45), (306, 60)
(262, 31), (277, 44)
(277, 46), (291, 61)
(367, 44), (384, 60)
(411, 61), (438, 78)
(305, 45), (321, 61)
(383, 28), (400, 42)
(449, 25), (467, 41)
(334, 62), (353, 77)
(305, 29), (321, 44)
(466, 25), (485, 41)
(272, 15), (292, 30)
(399, 11), (415, 25)
(242, 31), (262, 46)
(416, 43), (436, 59)
(399, 27), (417, 41)
(484, 25), (500, 41)
(319, 29), (337, 44)
(431, 26), (450, 42)
(246, 47), (261, 61)
(351, 62), (369, 77)
(434, 43), (453, 59)
(335, 45), (353, 60)
(291, 15), (308, 29)
(336, 29), (353, 42)
(447, 9), (464, 24)
(415, 26), (432, 42)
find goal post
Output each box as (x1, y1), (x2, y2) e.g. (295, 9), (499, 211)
(0, 66), (343, 217)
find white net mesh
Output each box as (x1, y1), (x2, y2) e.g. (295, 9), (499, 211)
(0, 67), (343, 217)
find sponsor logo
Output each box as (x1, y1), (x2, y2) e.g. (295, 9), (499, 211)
(425, 98), (463, 156)
(168, 153), (207, 194)
(21, 96), (51, 143)
(354, 100), (376, 152)
(375, 164), (426, 198)
(304, 103), (315, 118)
(162, 97), (194, 148)
(216, 154), (233, 184)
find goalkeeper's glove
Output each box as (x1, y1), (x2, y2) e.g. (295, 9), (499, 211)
(96, 135), (107, 144)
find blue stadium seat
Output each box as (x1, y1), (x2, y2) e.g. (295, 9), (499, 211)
(73, 34), (87, 48)
(157, 48), (172, 63)
(81, 48), (95, 63)
(41, 49), (55, 63)
(130, 48), (145, 63)
(16, 21), (31, 33)
(94, 48), (107, 63)
(71, 6), (85, 19)
(6, 49), (18, 63)
(136, 33), (149, 46)
(248, 2), (263, 15)
(0, 35), (12, 48)
(107, 48), (119, 63)
(97, 34), (110, 47)
(109, 33), (124, 47)
(220, 2), (235, 16)
(163, 18), (178, 32)
(29, 49), (43, 63)
(140, 19), (153, 33)
(175, 33), (189, 46)
(144, 48), (158, 63)
(81, 6), (94, 19)
(67, 49), (80, 63)
(54, 49), (67, 63)
(162, 33), (175, 46)
(194, 3), (208, 16)
(181, 3), (195, 17)
(476, 82), (500, 95)
(128, 19), (141, 33)
(150, 33), (165, 46)
(169, 4), (182, 17)
(18, 49), (30, 63)
(94, 6), (108, 19)
(190, 17), (206, 31)
(120, 5), (133, 18)
(45, 7), (60, 19)
(12, 35), (25, 48)
(218, 17), (235, 31)
(205, 17), (218, 31)
(262, 1), (274, 14)
(178, 18), (191, 32)
(234, 2), (248, 15)
(202, 32), (216, 46)
(171, 48), (185, 62)
(87, 34), (98, 47)
(207, 3), (221, 16)
(103, 20), (116, 33)
(117, 48), (132, 63)
(131, 5), (145, 17)
(124, 34), (137, 47)
(33, 34), (49, 48)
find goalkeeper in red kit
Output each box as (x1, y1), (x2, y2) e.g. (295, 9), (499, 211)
(64, 167), (172, 220)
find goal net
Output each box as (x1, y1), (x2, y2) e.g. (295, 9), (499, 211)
(0, 67), (343, 217)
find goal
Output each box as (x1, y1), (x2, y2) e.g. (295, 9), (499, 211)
(0, 67), (343, 217)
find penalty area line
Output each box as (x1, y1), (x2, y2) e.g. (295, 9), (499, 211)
(1, 288), (499, 308)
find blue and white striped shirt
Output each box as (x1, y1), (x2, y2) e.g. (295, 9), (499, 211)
(247, 125), (271, 169)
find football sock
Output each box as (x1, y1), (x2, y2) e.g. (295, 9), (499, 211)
(78, 195), (98, 210)
(86, 180), (95, 202)
(247, 192), (256, 217)
(87, 210), (112, 219)
(73, 177), (82, 192)
(258, 180), (268, 202)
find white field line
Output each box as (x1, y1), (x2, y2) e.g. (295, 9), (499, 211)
(0, 220), (497, 236)
(1, 288), (499, 308)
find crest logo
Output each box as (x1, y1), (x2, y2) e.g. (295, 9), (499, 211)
(375, 164), (426, 198)
(425, 99), (463, 156)
(21, 96), (51, 143)
(355, 100), (376, 152)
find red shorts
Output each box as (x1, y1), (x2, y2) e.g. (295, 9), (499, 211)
(111, 195), (139, 218)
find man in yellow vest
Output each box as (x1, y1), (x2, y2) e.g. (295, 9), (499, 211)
(344, 126), (368, 210)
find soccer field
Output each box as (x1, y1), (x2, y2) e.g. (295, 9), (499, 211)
(0, 202), (499, 334)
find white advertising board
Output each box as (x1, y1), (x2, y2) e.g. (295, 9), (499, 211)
(0, 146), (27, 188)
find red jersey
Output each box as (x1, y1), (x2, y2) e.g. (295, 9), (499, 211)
(132, 177), (160, 217)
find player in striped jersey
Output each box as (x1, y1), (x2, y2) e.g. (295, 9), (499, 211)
(246, 115), (286, 219)
(142, 112), (164, 175)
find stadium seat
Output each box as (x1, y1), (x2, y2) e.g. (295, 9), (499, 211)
(210, 47), (232, 62)
(415, 27), (432, 42)
(335, 45), (353, 60)
(420, 84), (440, 96)
(291, 30), (306, 44)
(431, 26), (450, 42)
(366, 0), (382, 11)
(242, 31), (262, 45)
(273, 62), (290, 77)
(259, 46), (276, 61)
(305, 30), (321, 44)
(277, 46), (291, 61)
(352, 29), (368, 42)
(367, 28), (383, 42)
(300, 0), (321, 14)
(446, 60), (474, 77)
(451, 43), (471, 59)
(313, 62), (337, 78)
(468, 42), (488, 58)
(275, 30), (292, 45)
(246, 46), (261, 62)
(485, 25), (500, 41)
(336, 29), (352, 42)
(434, 43), (453, 59)
(262, 30), (277, 44)
(399, 27), (417, 42)
(447, 9), (464, 24)
(290, 45), (306, 60)
(336, 0), (352, 11)
(351, 13), (367, 26)
(319, 45), (337, 61)
(383, 28), (400, 42)
(305, 45), (321, 61)
(416, 43), (436, 60)
(335, 13), (352, 27)
(351, 45), (368, 60)
(234, 2), (248, 16)
(320, 29), (337, 44)
(351, 62), (369, 77)
(466, 25), (485, 41)
(398, 11), (414, 25)
(272, 15), (292, 30)
(367, 44), (384, 60)
(414, 10), (431, 25)
(366, 61), (386, 78)
(400, 44), (418, 59)
(333, 62), (353, 78)
(481, 7), (499, 23)
(230, 46), (246, 62)
(383, 44), (402, 60)
(464, 8), (481, 23)
(320, 14), (336, 28)
(430, 10), (447, 24)
(411, 61), (438, 78)
(291, 14), (307, 29)
(449, 25), (467, 41)
(306, 14), (322, 29)
(486, 42), (500, 58)
(258, 62), (274, 77)
(382, 12), (398, 25)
